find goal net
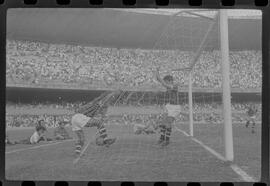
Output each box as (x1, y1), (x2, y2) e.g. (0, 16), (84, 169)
(83, 10), (232, 168)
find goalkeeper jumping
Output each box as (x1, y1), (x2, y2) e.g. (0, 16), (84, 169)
(155, 66), (183, 146)
(71, 91), (118, 155)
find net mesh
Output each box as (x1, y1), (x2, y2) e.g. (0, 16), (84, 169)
(82, 10), (226, 164)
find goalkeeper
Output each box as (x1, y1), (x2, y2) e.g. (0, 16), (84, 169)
(155, 67), (182, 146)
(72, 92), (117, 155)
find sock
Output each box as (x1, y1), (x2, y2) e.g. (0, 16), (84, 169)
(252, 121), (255, 132)
(97, 124), (108, 141)
(165, 127), (172, 143)
(159, 126), (166, 142)
(75, 142), (82, 154)
(246, 120), (250, 127)
(75, 139), (85, 153)
(75, 130), (85, 153)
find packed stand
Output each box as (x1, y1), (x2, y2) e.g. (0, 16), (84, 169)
(6, 40), (261, 90)
(6, 114), (71, 128)
(6, 101), (261, 128)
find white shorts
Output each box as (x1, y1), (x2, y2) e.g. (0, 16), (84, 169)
(165, 104), (181, 118)
(71, 113), (91, 131)
(133, 124), (146, 132)
(250, 116), (256, 120)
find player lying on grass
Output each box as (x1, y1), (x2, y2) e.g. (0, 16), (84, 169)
(5, 135), (13, 145)
(133, 119), (158, 135)
(155, 67), (182, 146)
(8, 121), (53, 145)
(54, 119), (72, 140)
(245, 104), (258, 133)
(72, 92), (118, 155)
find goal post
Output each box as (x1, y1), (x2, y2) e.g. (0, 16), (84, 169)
(106, 9), (235, 162)
(220, 9), (234, 161)
(169, 10), (234, 161)
(186, 10), (234, 161)
(188, 72), (194, 136)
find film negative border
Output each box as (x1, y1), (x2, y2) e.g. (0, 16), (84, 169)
(0, 0), (269, 186)
(0, 0), (268, 8)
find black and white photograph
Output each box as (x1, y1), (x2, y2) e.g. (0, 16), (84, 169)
(5, 8), (262, 182)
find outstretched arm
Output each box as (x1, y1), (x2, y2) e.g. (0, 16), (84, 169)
(155, 67), (173, 89)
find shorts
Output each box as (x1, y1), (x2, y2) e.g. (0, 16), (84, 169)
(165, 104), (181, 118)
(250, 116), (256, 120)
(71, 113), (91, 131)
(158, 113), (175, 128)
(133, 124), (145, 134)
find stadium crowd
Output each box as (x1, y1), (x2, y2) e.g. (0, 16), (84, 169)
(6, 101), (261, 128)
(6, 114), (71, 128)
(6, 101), (84, 110)
(6, 40), (261, 128)
(7, 40), (261, 89)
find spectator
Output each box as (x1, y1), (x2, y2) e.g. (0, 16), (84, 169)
(6, 40), (261, 90)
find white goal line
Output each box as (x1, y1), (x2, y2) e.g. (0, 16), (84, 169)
(174, 126), (256, 182)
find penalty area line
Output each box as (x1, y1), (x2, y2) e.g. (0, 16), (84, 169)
(174, 126), (256, 182)
(6, 139), (75, 154)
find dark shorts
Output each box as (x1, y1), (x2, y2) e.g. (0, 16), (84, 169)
(159, 115), (175, 128)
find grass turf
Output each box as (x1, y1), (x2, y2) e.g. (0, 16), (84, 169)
(5, 121), (260, 181)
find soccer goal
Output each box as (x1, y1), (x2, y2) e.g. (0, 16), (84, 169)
(150, 9), (234, 161)
(91, 10), (234, 166)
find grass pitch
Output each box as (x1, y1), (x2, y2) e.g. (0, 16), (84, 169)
(5, 120), (260, 181)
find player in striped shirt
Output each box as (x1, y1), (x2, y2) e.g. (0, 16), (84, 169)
(72, 92), (118, 155)
(72, 113), (116, 154)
